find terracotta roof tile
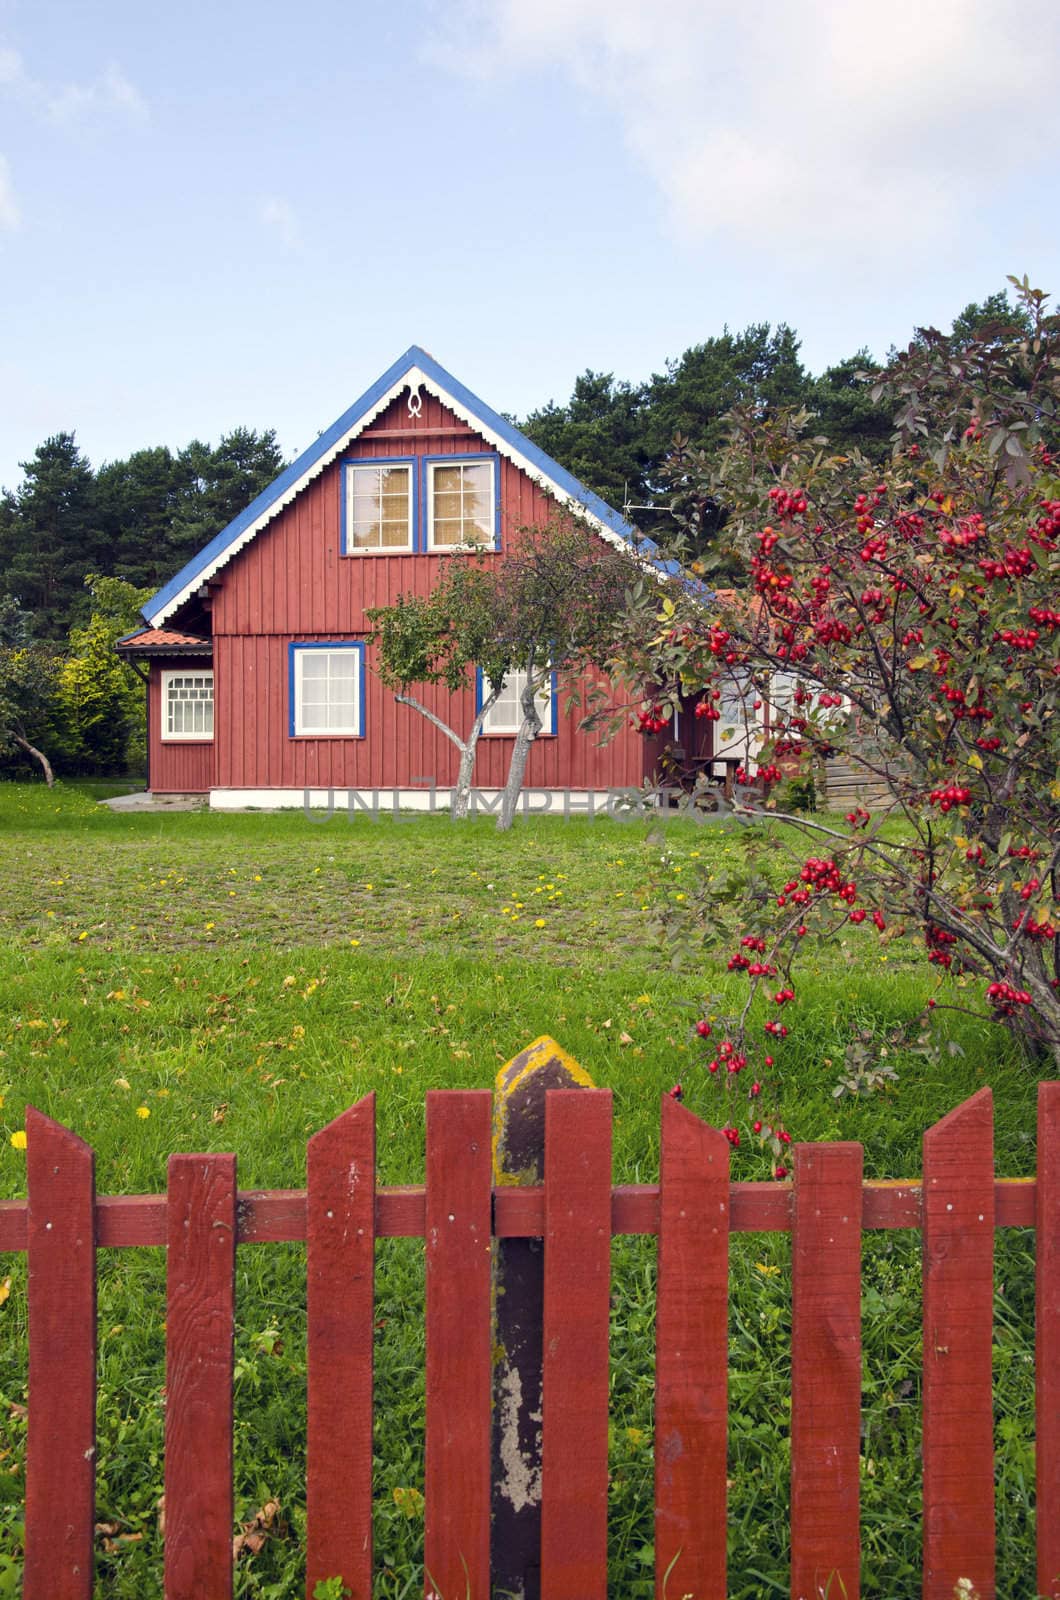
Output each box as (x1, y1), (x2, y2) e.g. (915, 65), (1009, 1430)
(116, 628), (212, 652)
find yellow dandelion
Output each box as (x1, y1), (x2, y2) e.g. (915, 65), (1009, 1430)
(534, 918), (546, 928)
(135, 1106), (150, 1120)
(349, 938), (361, 947)
(10, 1130), (27, 1150)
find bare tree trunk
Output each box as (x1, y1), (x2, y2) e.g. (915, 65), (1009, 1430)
(497, 677), (543, 833)
(394, 688), (500, 820)
(10, 733), (55, 787)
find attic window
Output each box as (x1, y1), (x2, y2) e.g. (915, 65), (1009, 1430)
(343, 462), (414, 553)
(161, 670), (214, 741)
(427, 458), (497, 550)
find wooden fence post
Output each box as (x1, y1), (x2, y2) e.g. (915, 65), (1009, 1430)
(491, 1036), (595, 1600)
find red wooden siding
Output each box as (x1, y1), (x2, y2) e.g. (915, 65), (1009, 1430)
(147, 661), (214, 793)
(201, 390), (651, 793)
(213, 635), (644, 792)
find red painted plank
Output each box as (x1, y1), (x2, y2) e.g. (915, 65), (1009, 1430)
(1037, 1081), (1060, 1600)
(306, 1095), (376, 1600)
(24, 1108), (96, 1600)
(424, 1092), (493, 1600)
(540, 1089), (613, 1600)
(791, 1141), (863, 1600)
(654, 1095), (729, 1599)
(922, 1087), (995, 1600)
(164, 1153), (237, 1600)
(0, 1175), (1043, 1256)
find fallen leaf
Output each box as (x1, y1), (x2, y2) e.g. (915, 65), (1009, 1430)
(233, 1499), (282, 1560)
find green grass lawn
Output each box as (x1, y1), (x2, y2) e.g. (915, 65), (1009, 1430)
(0, 782), (1046, 1598)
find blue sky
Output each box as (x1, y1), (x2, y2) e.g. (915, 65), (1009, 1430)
(1, 0), (1057, 492)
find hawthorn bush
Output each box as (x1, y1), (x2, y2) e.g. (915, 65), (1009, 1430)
(614, 280), (1060, 1154)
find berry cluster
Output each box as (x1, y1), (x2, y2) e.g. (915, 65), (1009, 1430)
(928, 784), (972, 812)
(985, 981), (1033, 1017)
(768, 486), (808, 519)
(636, 705), (669, 734)
(926, 925), (958, 968)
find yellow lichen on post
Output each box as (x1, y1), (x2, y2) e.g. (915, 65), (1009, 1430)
(493, 1035), (595, 1186)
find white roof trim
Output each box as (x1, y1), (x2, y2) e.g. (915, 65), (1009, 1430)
(149, 367), (638, 626)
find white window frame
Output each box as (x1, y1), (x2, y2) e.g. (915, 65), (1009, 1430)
(343, 461), (415, 555)
(427, 457), (497, 552)
(291, 644), (365, 738)
(160, 669), (214, 742)
(480, 667), (555, 737)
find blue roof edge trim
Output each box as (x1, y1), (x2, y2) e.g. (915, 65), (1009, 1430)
(143, 344), (678, 624)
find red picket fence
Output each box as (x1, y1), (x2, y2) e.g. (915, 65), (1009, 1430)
(1, 1082), (1058, 1600)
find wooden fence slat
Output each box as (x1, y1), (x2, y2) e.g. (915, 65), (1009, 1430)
(306, 1095), (376, 1600)
(791, 1141), (863, 1600)
(1037, 1081), (1060, 1600)
(654, 1095), (729, 1600)
(423, 1091), (493, 1600)
(540, 1089), (613, 1600)
(164, 1153), (237, 1600)
(922, 1087), (995, 1600)
(24, 1108), (97, 1600)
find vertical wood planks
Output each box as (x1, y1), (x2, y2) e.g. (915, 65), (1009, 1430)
(540, 1089), (613, 1600)
(164, 1153), (237, 1600)
(424, 1091), (493, 1600)
(306, 1095), (376, 1600)
(24, 1108), (97, 1600)
(654, 1095), (730, 1600)
(791, 1141), (863, 1600)
(1038, 1081), (1060, 1600)
(922, 1087), (995, 1600)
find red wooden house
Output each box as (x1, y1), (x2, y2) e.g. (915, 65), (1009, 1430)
(117, 347), (709, 810)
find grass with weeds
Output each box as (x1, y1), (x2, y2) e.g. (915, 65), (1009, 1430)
(0, 781), (1047, 1597)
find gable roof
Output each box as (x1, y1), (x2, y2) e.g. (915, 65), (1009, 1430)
(143, 345), (677, 629)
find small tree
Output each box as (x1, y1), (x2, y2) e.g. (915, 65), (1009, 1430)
(609, 279), (1060, 1146)
(57, 577), (152, 775)
(488, 521), (634, 831)
(366, 561), (510, 819)
(0, 599), (62, 785)
(367, 518), (636, 827)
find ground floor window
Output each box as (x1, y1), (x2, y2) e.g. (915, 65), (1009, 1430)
(477, 667), (556, 736)
(289, 643), (365, 737)
(161, 670), (214, 740)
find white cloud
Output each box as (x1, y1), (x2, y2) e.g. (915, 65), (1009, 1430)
(259, 197), (303, 254)
(428, 0), (1060, 262)
(0, 154), (18, 230)
(0, 43), (147, 125)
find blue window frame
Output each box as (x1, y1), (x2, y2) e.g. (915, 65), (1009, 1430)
(339, 453), (500, 553)
(475, 666), (558, 736)
(425, 453), (500, 551)
(341, 459), (416, 555)
(289, 642), (366, 737)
